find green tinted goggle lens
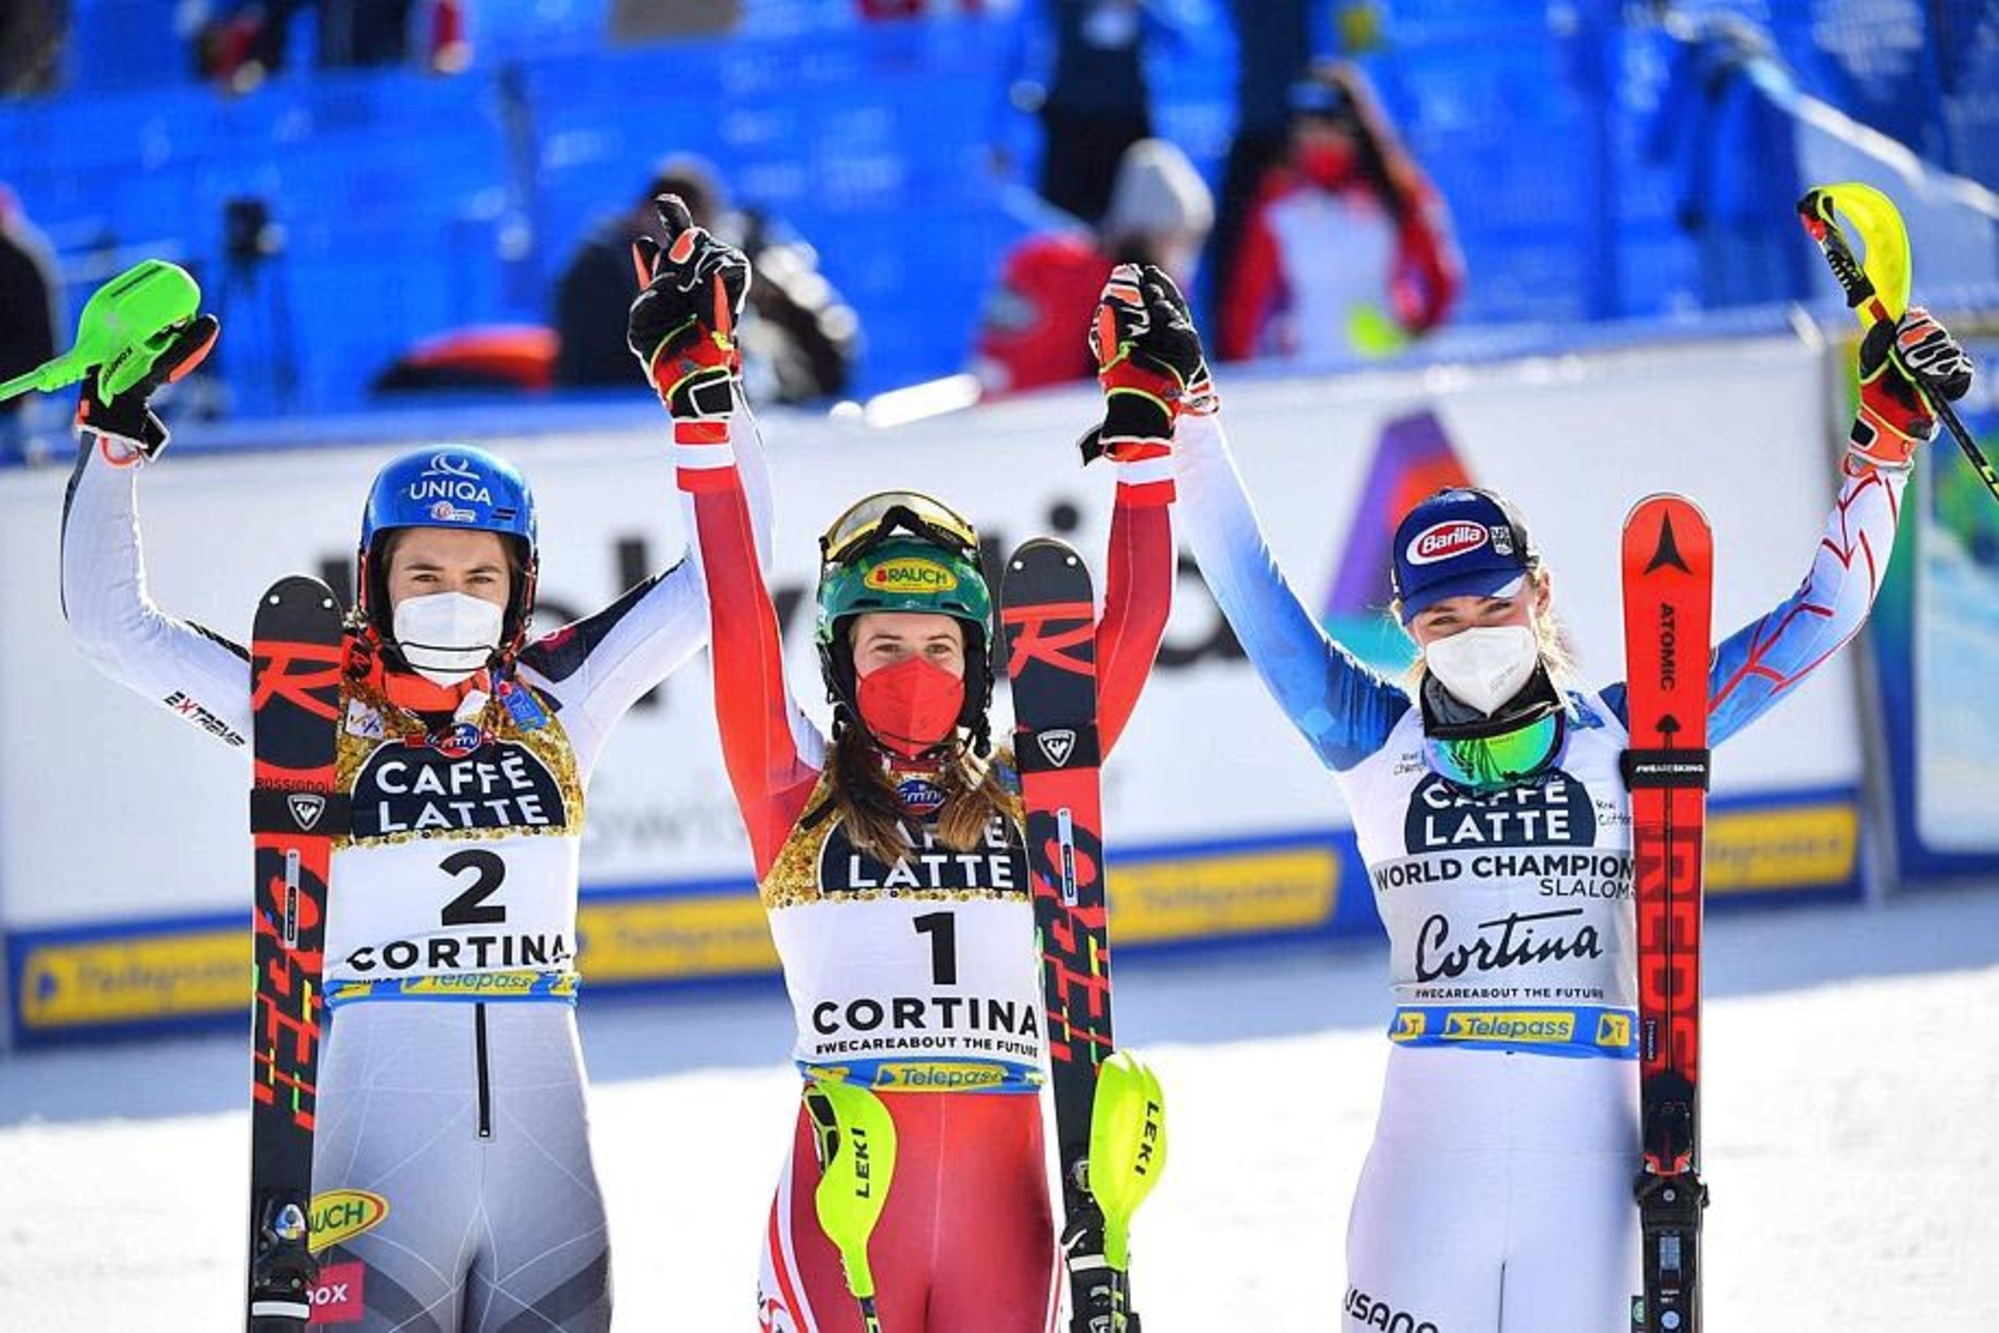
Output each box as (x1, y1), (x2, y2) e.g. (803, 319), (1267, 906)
(1424, 711), (1563, 793)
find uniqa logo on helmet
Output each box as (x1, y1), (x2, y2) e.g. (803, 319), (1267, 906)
(864, 558), (959, 593)
(1406, 521), (1490, 565)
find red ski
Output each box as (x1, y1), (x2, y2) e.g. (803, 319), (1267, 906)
(246, 576), (345, 1332)
(1620, 495), (1714, 1333)
(1000, 538), (1129, 1333)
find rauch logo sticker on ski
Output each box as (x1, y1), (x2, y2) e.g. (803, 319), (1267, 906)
(1406, 521), (1490, 565)
(309, 1189), (390, 1252)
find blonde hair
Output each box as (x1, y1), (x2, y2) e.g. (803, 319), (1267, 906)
(821, 723), (1015, 867)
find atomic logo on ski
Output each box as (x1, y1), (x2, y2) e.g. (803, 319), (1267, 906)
(1644, 513), (1693, 575)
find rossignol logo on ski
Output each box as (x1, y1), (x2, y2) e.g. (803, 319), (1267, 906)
(1406, 520), (1489, 565)
(288, 792), (327, 830)
(1037, 728), (1078, 768)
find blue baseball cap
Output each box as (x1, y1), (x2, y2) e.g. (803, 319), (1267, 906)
(1390, 488), (1539, 621)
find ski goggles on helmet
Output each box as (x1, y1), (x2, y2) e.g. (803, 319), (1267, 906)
(821, 490), (980, 566)
(1423, 708), (1565, 795)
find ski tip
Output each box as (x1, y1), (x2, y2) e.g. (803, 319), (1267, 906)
(1003, 536), (1084, 573)
(1622, 492), (1711, 527)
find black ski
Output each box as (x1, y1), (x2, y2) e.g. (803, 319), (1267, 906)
(246, 577), (345, 1331)
(1000, 539), (1132, 1332)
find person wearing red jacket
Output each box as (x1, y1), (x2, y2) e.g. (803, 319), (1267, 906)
(628, 201), (1181, 1330)
(973, 138), (1212, 396)
(1219, 61), (1461, 364)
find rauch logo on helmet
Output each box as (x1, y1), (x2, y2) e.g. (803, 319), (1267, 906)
(1406, 521), (1490, 565)
(865, 558), (958, 592)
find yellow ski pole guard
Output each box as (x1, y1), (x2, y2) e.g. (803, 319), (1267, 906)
(1088, 1050), (1167, 1272)
(1797, 182), (1912, 323)
(803, 1079), (898, 1311)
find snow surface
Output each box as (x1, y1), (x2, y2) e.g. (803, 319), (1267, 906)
(3, 884), (1997, 1331)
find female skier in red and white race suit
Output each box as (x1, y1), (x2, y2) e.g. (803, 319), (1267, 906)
(61, 291), (771, 1329)
(629, 218), (1179, 1329)
(1157, 264), (1971, 1333)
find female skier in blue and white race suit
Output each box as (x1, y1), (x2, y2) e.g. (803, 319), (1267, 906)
(1159, 272), (1972, 1332)
(61, 311), (772, 1331)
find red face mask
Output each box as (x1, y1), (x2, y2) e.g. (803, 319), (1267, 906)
(1296, 138), (1358, 191)
(856, 656), (965, 758)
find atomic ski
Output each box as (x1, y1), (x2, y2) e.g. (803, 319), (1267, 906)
(1620, 496), (1715, 1333)
(246, 577), (345, 1332)
(1001, 538), (1131, 1333)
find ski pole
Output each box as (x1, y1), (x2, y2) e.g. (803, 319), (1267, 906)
(1796, 183), (1999, 503)
(0, 259), (203, 403)
(803, 1079), (899, 1333)
(1087, 1050), (1168, 1331)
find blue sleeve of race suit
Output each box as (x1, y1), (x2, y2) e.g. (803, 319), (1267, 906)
(1603, 458), (1906, 746)
(1173, 412), (1411, 770)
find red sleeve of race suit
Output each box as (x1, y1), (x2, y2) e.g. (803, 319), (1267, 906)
(1096, 461), (1175, 756)
(679, 422), (821, 878)
(1390, 176), (1462, 335)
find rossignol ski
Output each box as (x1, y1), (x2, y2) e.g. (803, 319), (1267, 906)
(1001, 538), (1153, 1333)
(1620, 496), (1714, 1333)
(246, 576), (345, 1332)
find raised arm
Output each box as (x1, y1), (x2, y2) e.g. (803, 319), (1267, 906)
(1174, 411), (1411, 769)
(1095, 456), (1174, 756)
(516, 396), (778, 770)
(60, 320), (252, 749)
(1602, 308), (1973, 745)
(632, 195), (821, 877)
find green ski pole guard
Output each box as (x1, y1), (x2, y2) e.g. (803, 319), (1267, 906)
(1089, 1050), (1167, 1273)
(804, 1078), (898, 1322)
(0, 260), (203, 403)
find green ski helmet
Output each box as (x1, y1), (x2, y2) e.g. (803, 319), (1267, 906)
(815, 490), (995, 750)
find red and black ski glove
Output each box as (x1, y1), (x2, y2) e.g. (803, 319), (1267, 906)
(1851, 306), (1974, 470)
(626, 194), (750, 425)
(73, 313), (221, 461)
(1077, 263), (1210, 465)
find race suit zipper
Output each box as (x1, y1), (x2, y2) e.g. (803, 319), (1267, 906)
(474, 1002), (493, 1139)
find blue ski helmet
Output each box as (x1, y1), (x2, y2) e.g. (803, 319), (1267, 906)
(356, 446), (540, 652)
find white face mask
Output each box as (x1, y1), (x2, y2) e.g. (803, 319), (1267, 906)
(391, 591), (505, 686)
(1423, 624), (1540, 716)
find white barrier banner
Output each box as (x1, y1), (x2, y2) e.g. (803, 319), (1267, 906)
(1, 337), (1857, 943)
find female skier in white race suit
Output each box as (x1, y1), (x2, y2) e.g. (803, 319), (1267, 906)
(1138, 258), (1971, 1331)
(61, 308), (771, 1330)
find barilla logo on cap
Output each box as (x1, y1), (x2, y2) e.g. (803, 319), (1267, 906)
(865, 558), (958, 593)
(1406, 521), (1491, 566)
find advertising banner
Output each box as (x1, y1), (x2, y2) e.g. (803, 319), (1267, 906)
(2, 339), (1870, 1042)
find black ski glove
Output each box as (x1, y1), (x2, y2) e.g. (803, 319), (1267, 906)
(1851, 306), (1973, 469)
(73, 314), (221, 460)
(1078, 264), (1212, 465)
(627, 194), (751, 422)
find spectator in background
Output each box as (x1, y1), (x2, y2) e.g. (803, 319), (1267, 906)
(1027, 0), (1153, 226)
(1218, 61), (1460, 364)
(0, 0), (66, 95)
(0, 185), (61, 424)
(972, 138), (1211, 396)
(554, 158), (859, 404)
(195, 0), (466, 90)
(1203, 0), (1312, 328)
